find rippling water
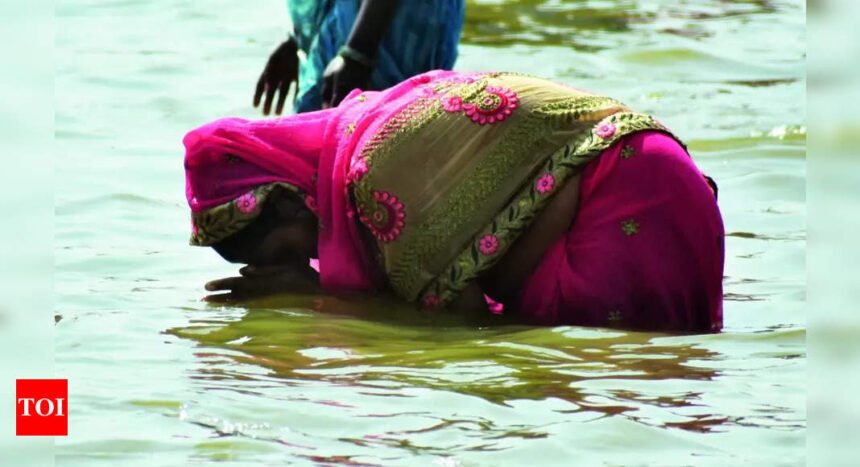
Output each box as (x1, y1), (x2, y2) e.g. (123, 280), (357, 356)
(56, 1), (805, 465)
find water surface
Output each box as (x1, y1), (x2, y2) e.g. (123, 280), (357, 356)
(55, 1), (805, 465)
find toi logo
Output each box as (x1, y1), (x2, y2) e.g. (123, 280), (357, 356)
(16, 379), (68, 436)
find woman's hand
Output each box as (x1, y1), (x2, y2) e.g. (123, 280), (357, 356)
(254, 38), (299, 116)
(203, 264), (319, 303)
(320, 55), (372, 109)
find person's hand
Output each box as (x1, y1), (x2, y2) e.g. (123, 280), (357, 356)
(203, 264), (319, 303)
(254, 38), (299, 116)
(320, 55), (373, 109)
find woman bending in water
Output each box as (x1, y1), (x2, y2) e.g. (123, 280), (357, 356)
(185, 70), (724, 332)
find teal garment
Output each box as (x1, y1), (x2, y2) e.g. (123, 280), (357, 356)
(287, 0), (465, 113)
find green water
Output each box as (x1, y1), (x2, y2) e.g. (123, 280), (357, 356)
(55, 1), (805, 465)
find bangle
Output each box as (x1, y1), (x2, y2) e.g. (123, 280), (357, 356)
(338, 45), (374, 69)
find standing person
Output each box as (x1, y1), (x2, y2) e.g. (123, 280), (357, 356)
(253, 0), (465, 115)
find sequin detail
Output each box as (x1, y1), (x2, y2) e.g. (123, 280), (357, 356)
(621, 219), (639, 236)
(621, 145), (635, 159)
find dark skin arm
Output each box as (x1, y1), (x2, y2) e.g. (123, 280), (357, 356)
(254, 37), (299, 116)
(321, 0), (400, 108)
(203, 174), (583, 310)
(204, 263), (321, 303)
(479, 173), (583, 307)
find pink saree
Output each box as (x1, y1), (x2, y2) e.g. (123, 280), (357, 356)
(184, 70), (724, 332)
(517, 130), (724, 332)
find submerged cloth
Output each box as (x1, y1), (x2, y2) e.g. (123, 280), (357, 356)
(184, 70), (723, 331)
(517, 131), (724, 332)
(287, 0), (464, 112)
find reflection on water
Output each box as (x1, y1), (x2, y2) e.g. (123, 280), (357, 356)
(55, 0), (805, 465)
(162, 302), (803, 462)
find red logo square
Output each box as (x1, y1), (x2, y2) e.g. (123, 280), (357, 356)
(16, 379), (68, 436)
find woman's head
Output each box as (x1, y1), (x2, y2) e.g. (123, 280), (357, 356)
(211, 187), (318, 267)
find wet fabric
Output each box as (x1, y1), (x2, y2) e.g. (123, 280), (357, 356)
(516, 131), (724, 332)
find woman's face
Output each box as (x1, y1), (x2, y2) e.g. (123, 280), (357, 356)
(250, 192), (317, 266)
(219, 190), (318, 267)
(249, 220), (317, 266)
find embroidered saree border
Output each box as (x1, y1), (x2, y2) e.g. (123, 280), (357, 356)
(189, 182), (302, 246)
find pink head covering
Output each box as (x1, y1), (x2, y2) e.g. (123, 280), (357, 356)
(183, 106), (380, 293)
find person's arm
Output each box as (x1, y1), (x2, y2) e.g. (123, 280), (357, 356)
(448, 282), (489, 314)
(203, 263), (320, 303)
(321, 0), (400, 108)
(479, 173), (583, 305)
(254, 37), (299, 116)
(344, 0), (399, 61)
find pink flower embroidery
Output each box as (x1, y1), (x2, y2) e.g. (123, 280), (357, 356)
(304, 196), (318, 214)
(478, 234), (499, 255)
(414, 75), (432, 85)
(594, 119), (617, 139)
(441, 95), (463, 113)
(420, 86), (437, 97)
(349, 157), (369, 182)
(423, 294), (441, 308)
(360, 190), (407, 243)
(463, 85), (519, 125)
(236, 191), (257, 214)
(536, 173), (556, 194)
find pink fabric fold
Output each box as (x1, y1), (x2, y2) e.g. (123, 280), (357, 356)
(517, 131), (724, 332)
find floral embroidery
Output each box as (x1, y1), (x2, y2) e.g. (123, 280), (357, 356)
(304, 196), (318, 214)
(348, 157), (369, 182)
(441, 95), (464, 113)
(478, 234), (500, 255)
(594, 119), (617, 139)
(357, 94), (367, 102)
(608, 310), (623, 323)
(360, 190), (407, 243)
(536, 173), (556, 194)
(621, 145), (635, 159)
(405, 110), (668, 305)
(462, 85), (519, 125)
(345, 122), (356, 135)
(621, 219), (639, 236)
(423, 294), (441, 308)
(236, 191), (257, 214)
(413, 75), (432, 85)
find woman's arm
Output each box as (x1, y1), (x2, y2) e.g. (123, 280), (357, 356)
(203, 263), (321, 303)
(321, 0), (400, 107)
(344, 0), (400, 60)
(448, 281), (490, 314)
(479, 173), (583, 305)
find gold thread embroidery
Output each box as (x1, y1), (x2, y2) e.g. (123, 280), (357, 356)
(621, 145), (635, 159)
(621, 219), (640, 236)
(423, 114), (670, 305)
